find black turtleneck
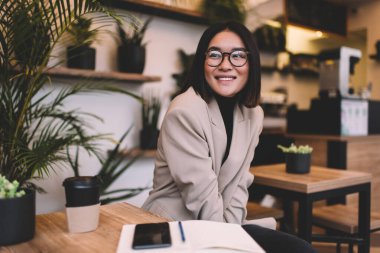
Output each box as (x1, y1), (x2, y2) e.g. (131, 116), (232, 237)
(214, 94), (237, 164)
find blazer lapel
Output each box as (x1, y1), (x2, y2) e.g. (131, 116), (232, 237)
(218, 105), (250, 191)
(208, 98), (227, 175)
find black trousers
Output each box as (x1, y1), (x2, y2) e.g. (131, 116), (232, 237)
(242, 224), (317, 253)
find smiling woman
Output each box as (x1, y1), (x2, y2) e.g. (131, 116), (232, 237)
(141, 21), (316, 253)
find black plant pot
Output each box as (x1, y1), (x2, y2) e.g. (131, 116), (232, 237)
(376, 40), (380, 57)
(118, 44), (146, 73)
(285, 153), (311, 174)
(140, 127), (159, 150)
(0, 190), (36, 245)
(67, 45), (96, 70)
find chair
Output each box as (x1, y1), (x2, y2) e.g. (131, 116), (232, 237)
(312, 204), (380, 253)
(246, 201), (284, 230)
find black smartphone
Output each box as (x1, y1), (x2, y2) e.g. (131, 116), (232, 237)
(132, 222), (172, 250)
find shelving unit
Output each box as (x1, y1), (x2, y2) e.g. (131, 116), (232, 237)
(118, 147), (157, 158)
(107, 0), (208, 25)
(369, 54), (380, 61)
(45, 67), (161, 83)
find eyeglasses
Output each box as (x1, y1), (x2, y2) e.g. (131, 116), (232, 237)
(205, 49), (249, 67)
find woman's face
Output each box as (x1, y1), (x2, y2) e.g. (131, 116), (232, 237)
(204, 30), (249, 98)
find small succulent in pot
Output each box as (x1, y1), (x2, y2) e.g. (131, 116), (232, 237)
(0, 175), (26, 199)
(277, 143), (313, 154)
(0, 175), (35, 245)
(277, 144), (313, 174)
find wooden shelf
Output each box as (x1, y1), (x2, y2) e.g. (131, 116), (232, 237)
(369, 54), (380, 61)
(45, 67), (161, 83)
(106, 0), (208, 25)
(118, 147), (157, 158)
(261, 66), (318, 77)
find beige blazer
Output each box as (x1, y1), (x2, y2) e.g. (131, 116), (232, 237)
(142, 87), (264, 225)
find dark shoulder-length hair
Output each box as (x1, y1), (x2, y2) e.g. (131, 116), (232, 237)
(181, 21), (261, 108)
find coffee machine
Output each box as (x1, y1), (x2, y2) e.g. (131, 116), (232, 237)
(318, 46), (361, 98)
(287, 47), (370, 136)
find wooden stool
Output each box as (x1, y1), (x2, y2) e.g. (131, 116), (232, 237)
(246, 201), (284, 220)
(313, 204), (380, 253)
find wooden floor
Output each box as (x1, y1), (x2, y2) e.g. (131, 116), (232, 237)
(312, 232), (380, 253)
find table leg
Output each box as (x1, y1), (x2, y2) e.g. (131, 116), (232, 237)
(282, 200), (295, 234)
(358, 183), (371, 253)
(297, 196), (313, 242)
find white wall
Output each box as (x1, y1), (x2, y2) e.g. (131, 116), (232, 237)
(36, 3), (347, 213)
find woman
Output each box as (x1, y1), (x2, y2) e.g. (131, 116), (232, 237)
(142, 21), (316, 253)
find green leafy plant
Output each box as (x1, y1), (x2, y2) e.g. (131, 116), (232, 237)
(277, 143), (313, 154)
(0, 175), (26, 199)
(67, 16), (98, 47)
(142, 96), (161, 131)
(200, 0), (246, 24)
(171, 49), (194, 99)
(0, 0), (139, 192)
(117, 17), (152, 47)
(11, 2), (51, 66)
(68, 127), (148, 205)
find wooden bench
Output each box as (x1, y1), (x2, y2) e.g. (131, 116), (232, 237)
(313, 204), (380, 253)
(246, 201), (284, 220)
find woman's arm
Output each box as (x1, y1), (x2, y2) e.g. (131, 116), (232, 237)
(160, 107), (224, 221)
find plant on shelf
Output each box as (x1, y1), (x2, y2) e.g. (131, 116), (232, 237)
(117, 17), (152, 73)
(140, 94), (161, 150)
(66, 16), (98, 69)
(277, 144), (313, 174)
(0, 0), (139, 245)
(200, 0), (246, 24)
(171, 49), (195, 99)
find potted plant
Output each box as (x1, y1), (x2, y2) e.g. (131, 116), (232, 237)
(117, 17), (152, 73)
(67, 16), (98, 69)
(171, 49), (195, 99)
(0, 176), (34, 245)
(277, 143), (313, 174)
(140, 95), (161, 150)
(0, 0), (138, 245)
(200, 0), (246, 24)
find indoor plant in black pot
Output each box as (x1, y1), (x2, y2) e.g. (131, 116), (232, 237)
(117, 18), (152, 73)
(171, 49), (195, 99)
(0, 176), (34, 245)
(140, 95), (161, 150)
(200, 0), (246, 24)
(277, 143), (313, 174)
(67, 16), (98, 69)
(1, 0), (138, 245)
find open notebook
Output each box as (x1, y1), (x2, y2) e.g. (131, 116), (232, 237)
(116, 220), (265, 253)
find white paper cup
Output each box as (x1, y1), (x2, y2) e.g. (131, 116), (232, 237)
(65, 203), (100, 233)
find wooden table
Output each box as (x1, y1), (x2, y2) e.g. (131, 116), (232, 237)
(288, 133), (380, 212)
(0, 202), (167, 253)
(250, 164), (372, 253)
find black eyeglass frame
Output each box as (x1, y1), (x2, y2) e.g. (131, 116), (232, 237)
(205, 49), (250, 67)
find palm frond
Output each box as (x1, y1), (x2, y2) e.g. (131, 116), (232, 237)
(0, 0), (140, 190)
